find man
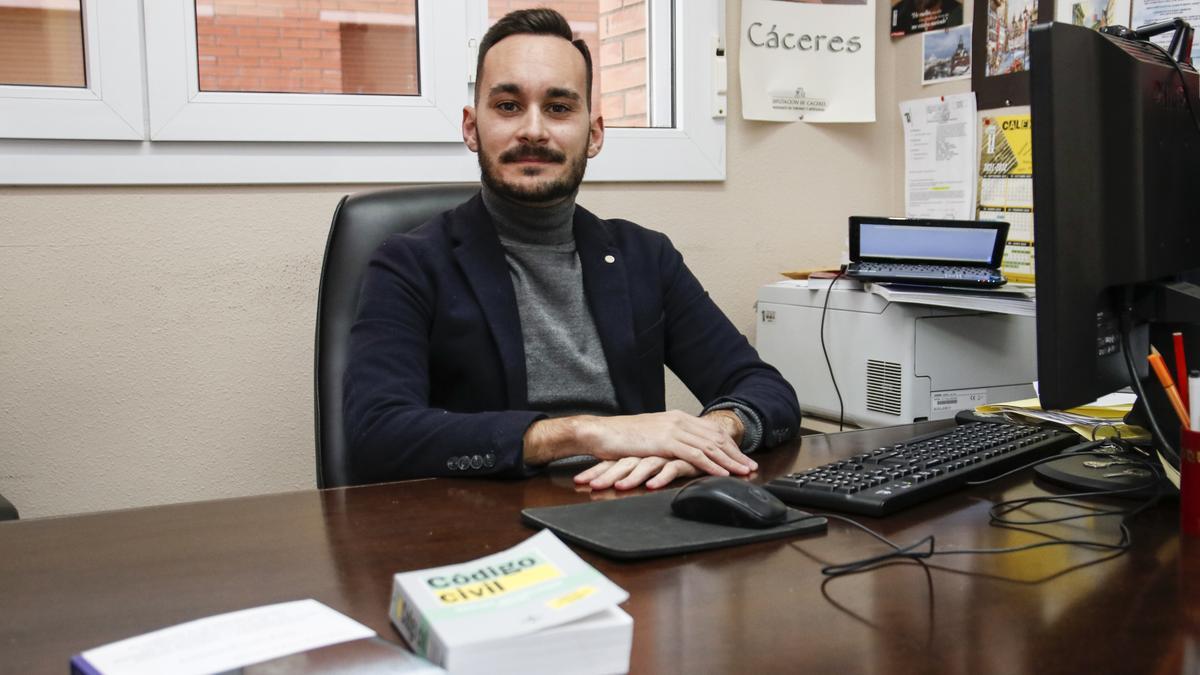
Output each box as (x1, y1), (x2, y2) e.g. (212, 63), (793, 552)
(344, 8), (800, 491)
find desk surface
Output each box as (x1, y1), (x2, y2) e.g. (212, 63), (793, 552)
(1, 422), (1192, 674)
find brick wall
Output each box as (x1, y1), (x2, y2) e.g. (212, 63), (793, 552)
(0, 6), (86, 88)
(598, 0), (647, 127)
(195, 0), (417, 95)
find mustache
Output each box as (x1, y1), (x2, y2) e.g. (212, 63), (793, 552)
(498, 145), (566, 164)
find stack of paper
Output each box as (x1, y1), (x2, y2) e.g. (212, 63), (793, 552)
(390, 530), (632, 675)
(867, 282), (1036, 317)
(974, 393), (1147, 441)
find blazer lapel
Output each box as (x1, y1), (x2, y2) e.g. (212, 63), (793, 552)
(574, 208), (643, 412)
(448, 195), (528, 408)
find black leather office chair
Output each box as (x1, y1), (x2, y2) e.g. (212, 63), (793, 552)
(0, 492), (18, 521)
(314, 184), (479, 488)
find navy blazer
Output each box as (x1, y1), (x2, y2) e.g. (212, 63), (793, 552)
(343, 194), (801, 482)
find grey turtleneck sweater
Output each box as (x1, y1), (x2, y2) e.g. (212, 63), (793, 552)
(482, 185), (621, 419)
(480, 185), (764, 452)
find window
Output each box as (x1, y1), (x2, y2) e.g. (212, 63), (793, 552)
(0, 0), (144, 139)
(195, 1), (419, 96)
(0, 0), (86, 88)
(0, 0), (725, 183)
(487, 0), (668, 129)
(144, 0), (464, 142)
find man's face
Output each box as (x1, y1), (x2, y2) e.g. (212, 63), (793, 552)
(463, 34), (604, 205)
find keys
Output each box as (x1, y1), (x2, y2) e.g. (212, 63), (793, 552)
(1102, 468), (1153, 479)
(1082, 459), (1137, 469)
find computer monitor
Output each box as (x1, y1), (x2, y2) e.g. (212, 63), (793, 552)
(1030, 21), (1200, 468)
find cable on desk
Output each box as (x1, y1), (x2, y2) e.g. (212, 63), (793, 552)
(818, 269), (847, 431)
(1118, 298), (1181, 466)
(810, 444), (1167, 577)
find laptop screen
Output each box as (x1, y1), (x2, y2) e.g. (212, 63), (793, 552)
(851, 218), (1008, 266)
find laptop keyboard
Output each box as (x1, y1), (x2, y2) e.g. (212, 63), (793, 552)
(846, 262), (1006, 287)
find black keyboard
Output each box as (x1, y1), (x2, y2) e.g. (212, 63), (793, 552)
(764, 422), (1080, 516)
(845, 262), (1006, 287)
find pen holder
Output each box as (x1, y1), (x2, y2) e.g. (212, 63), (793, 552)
(1181, 428), (1200, 536)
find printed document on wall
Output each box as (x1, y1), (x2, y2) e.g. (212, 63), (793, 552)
(977, 108), (1035, 283)
(900, 93), (977, 219)
(740, 0), (876, 122)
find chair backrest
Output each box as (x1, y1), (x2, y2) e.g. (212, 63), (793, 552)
(0, 492), (17, 521)
(314, 184), (479, 488)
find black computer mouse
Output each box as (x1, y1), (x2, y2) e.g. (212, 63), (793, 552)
(670, 476), (788, 528)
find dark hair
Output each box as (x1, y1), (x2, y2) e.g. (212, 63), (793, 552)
(475, 8), (593, 108)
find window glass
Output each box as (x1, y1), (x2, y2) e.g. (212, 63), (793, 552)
(486, 0), (655, 128)
(194, 0), (419, 95)
(0, 0), (86, 87)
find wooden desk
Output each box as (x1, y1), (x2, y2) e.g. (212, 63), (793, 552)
(1, 423), (1191, 674)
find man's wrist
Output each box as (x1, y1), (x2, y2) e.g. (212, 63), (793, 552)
(523, 416), (588, 466)
(705, 410), (745, 445)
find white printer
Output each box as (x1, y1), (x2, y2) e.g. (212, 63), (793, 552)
(756, 281), (1037, 428)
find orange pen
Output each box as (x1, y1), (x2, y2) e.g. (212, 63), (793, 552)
(1175, 331), (1189, 411)
(1149, 346), (1191, 430)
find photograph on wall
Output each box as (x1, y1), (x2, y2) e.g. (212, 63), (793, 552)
(1055, 0), (1131, 28)
(971, 0), (1051, 108)
(891, 0), (964, 35)
(740, 0), (877, 122)
(986, 0), (1039, 76)
(923, 24), (972, 84)
(976, 109), (1036, 284)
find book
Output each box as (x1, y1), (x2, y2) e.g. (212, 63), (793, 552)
(390, 529), (632, 675)
(780, 266), (842, 280)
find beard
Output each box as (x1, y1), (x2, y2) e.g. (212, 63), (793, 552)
(477, 135), (589, 204)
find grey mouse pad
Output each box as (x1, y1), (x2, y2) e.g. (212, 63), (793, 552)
(520, 489), (828, 560)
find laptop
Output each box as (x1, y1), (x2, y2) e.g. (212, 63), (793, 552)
(844, 216), (1010, 288)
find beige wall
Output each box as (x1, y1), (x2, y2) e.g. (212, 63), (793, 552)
(0, 0), (972, 518)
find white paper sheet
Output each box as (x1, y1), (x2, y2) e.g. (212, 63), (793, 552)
(900, 93), (977, 219)
(740, 0), (876, 122)
(77, 599), (376, 675)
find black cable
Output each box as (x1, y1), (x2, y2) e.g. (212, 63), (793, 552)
(962, 439), (1109, 485)
(1118, 294), (1182, 466)
(1141, 38), (1200, 137)
(1127, 34), (1198, 465)
(809, 447), (1165, 577)
(818, 270), (847, 431)
(814, 513), (935, 575)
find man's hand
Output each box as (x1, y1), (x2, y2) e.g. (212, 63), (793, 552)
(524, 410), (756, 478)
(572, 410), (754, 491)
(574, 456), (703, 490)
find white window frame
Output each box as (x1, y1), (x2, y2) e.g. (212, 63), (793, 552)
(590, 1), (725, 181)
(143, 0), (464, 142)
(0, 0), (725, 183)
(0, 0), (145, 140)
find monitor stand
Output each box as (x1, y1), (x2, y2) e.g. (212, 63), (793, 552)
(1033, 446), (1166, 499)
(1033, 376), (1178, 499)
